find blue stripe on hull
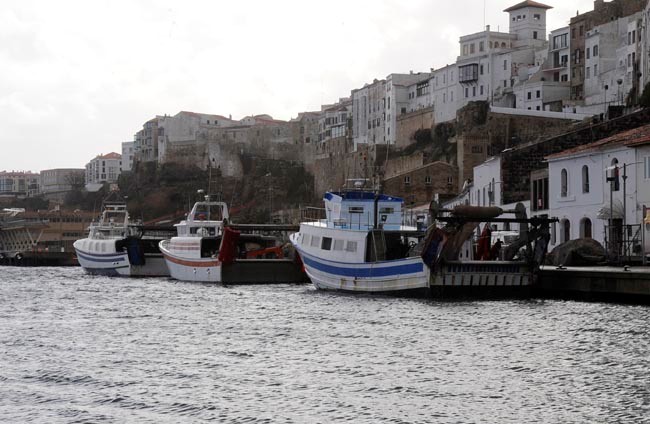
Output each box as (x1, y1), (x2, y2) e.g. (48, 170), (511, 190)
(299, 251), (424, 278)
(76, 251), (128, 263)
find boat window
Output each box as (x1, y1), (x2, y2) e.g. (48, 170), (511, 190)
(321, 237), (332, 251)
(101, 243), (106, 253)
(379, 208), (394, 214)
(310, 236), (321, 247)
(303, 234), (311, 245)
(333, 239), (344, 251)
(348, 206), (364, 214)
(345, 241), (357, 252)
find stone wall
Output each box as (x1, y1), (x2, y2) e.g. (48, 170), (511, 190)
(384, 152), (425, 179)
(502, 107), (650, 204)
(382, 161), (458, 207)
(396, 107), (434, 150)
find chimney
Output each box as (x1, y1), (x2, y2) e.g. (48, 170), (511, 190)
(486, 24), (490, 32)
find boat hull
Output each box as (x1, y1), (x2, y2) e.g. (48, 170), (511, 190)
(294, 244), (429, 293)
(159, 240), (222, 283)
(74, 240), (170, 277)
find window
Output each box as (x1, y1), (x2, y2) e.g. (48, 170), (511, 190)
(379, 207), (394, 214)
(333, 239), (344, 251)
(425, 176), (432, 186)
(644, 157), (650, 179)
(479, 41), (484, 52)
(480, 64), (484, 75)
(345, 241), (357, 252)
(404, 176), (411, 186)
(531, 176), (549, 211)
(586, 67), (590, 79)
(469, 43), (475, 54)
(348, 206), (364, 214)
(593, 45), (598, 56)
(562, 219), (571, 243)
(611, 158), (620, 191)
(594, 64), (598, 75)
(465, 87), (469, 98)
(480, 85), (484, 95)
(580, 218), (592, 239)
(533, 31), (538, 40)
(534, 14), (541, 20)
(536, 90), (541, 98)
(582, 165), (590, 193)
(472, 87), (476, 97)
(586, 48), (590, 59)
(321, 237), (332, 251)
(450, 91), (453, 101)
(561, 169), (568, 197)
(310, 236), (321, 247)
(503, 60), (507, 70)
(527, 92), (532, 100)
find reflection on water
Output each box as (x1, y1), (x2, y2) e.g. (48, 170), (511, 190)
(1, 267), (649, 423)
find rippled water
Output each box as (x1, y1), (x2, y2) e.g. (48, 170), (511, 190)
(1, 267), (649, 423)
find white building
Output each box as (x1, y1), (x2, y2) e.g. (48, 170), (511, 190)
(544, 125), (650, 253)
(85, 152), (122, 192)
(40, 168), (84, 201)
(351, 78), (386, 149)
(385, 72), (433, 145)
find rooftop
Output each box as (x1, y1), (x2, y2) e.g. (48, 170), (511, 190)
(96, 152), (122, 160)
(504, 0), (552, 12)
(546, 124), (650, 160)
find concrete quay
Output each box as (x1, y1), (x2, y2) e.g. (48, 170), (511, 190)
(538, 265), (650, 304)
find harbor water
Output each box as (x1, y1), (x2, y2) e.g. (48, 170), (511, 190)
(1, 267), (649, 423)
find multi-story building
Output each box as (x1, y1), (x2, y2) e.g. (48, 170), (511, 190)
(156, 111), (238, 163)
(134, 117), (159, 163)
(318, 98), (351, 143)
(0, 171), (40, 197)
(121, 142), (134, 172)
(384, 72), (433, 145)
(39, 169), (85, 202)
(351, 78), (386, 149)
(569, 0), (646, 104)
(84, 153), (122, 192)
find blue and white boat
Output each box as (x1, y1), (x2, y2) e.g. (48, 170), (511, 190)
(290, 186), (431, 294)
(73, 202), (169, 277)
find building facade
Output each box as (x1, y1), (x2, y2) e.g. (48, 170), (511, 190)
(84, 153), (122, 191)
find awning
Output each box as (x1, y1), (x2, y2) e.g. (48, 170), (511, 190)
(596, 199), (624, 220)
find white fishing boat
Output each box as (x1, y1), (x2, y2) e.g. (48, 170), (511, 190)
(291, 181), (554, 296)
(159, 194), (307, 284)
(290, 185), (431, 294)
(73, 202), (169, 277)
(158, 196), (230, 283)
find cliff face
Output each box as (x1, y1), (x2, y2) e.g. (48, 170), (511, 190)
(118, 156), (314, 224)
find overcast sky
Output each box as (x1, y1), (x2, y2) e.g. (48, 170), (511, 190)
(1, 0), (594, 172)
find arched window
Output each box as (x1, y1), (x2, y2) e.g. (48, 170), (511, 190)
(611, 158), (620, 191)
(561, 169), (568, 197)
(580, 217), (592, 238)
(582, 165), (590, 193)
(562, 219), (571, 243)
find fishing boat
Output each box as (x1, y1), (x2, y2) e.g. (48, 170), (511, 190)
(291, 181), (554, 296)
(159, 195), (302, 283)
(73, 202), (170, 277)
(290, 182), (431, 294)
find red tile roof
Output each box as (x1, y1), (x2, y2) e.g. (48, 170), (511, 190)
(546, 124), (650, 160)
(97, 152), (122, 160)
(504, 1), (552, 12)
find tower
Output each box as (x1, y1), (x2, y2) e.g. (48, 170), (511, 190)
(504, 0), (552, 43)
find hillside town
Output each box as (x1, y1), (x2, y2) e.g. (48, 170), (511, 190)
(4, 0), (650, 259)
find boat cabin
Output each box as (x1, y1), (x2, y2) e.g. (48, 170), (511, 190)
(323, 191), (403, 231)
(175, 198), (229, 238)
(89, 203), (130, 239)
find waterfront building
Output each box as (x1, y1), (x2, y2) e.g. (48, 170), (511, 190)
(84, 152), (122, 192)
(0, 171), (40, 197)
(384, 73), (433, 145)
(545, 124), (650, 253)
(318, 98), (351, 144)
(351, 78), (386, 150)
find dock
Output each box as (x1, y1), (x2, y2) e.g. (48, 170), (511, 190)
(538, 265), (650, 304)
